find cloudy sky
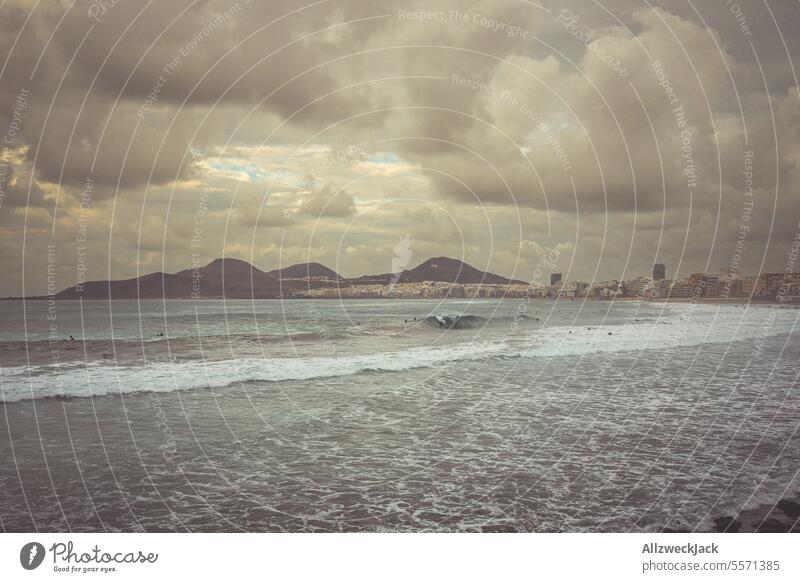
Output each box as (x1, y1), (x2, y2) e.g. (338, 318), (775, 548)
(1, 0), (799, 295)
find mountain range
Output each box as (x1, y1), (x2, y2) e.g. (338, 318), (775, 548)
(14, 256), (528, 300)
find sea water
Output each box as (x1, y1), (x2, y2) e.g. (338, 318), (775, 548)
(0, 298), (798, 531)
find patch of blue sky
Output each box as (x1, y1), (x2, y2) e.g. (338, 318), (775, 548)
(209, 161), (293, 182)
(368, 152), (399, 164)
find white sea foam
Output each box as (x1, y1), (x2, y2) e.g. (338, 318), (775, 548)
(0, 341), (511, 402)
(1, 305), (796, 402)
(521, 308), (797, 357)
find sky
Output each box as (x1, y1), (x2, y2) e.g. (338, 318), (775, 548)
(1, 0), (799, 296)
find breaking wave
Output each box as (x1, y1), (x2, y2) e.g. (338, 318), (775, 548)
(423, 314), (486, 329)
(0, 341), (509, 402)
(1, 306), (796, 403)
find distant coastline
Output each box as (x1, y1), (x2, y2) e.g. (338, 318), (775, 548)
(4, 255), (798, 304)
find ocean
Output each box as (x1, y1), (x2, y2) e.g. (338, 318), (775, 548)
(1, 298), (798, 532)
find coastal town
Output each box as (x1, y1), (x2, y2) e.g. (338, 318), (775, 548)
(294, 264), (800, 303)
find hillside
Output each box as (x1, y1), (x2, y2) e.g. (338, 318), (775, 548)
(13, 256), (526, 299)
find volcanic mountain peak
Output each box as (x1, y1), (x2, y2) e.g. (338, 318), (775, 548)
(349, 256), (528, 285)
(201, 257), (265, 274)
(416, 256), (462, 269)
(267, 262), (342, 280)
(401, 256), (527, 285)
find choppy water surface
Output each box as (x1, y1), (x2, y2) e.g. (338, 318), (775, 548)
(1, 298), (798, 531)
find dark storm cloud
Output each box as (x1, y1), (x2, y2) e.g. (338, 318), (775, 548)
(298, 184), (355, 218)
(0, 0), (391, 191)
(1, 0), (800, 295)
